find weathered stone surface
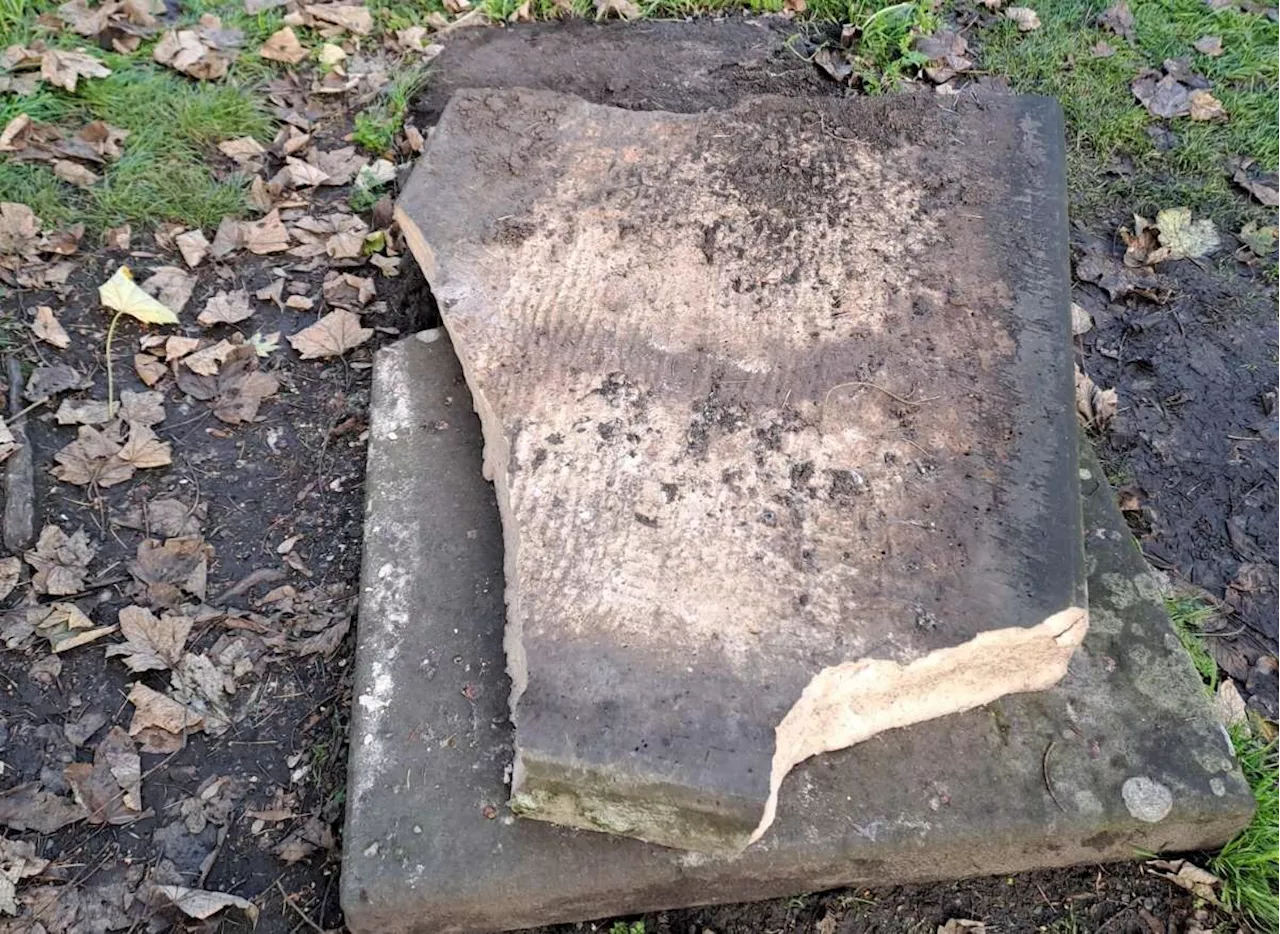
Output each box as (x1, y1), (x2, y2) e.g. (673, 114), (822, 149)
(341, 330), (1253, 934)
(395, 89), (1088, 852)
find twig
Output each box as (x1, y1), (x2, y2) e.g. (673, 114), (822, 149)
(1043, 741), (1067, 812)
(211, 567), (286, 605)
(823, 380), (939, 410)
(275, 880), (329, 934)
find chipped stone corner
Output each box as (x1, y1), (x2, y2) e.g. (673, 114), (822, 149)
(749, 607), (1090, 845)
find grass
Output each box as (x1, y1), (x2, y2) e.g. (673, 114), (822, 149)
(972, 0), (1279, 226)
(352, 65), (431, 156)
(1165, 595), (1221, 691)
(0, 64), (272, 230)
(1166, 595), (1278, 931)
(1213, 724), (1279, 931)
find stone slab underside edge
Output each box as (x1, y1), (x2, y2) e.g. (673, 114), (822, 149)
(339, 329), (1254, 934)
(393, 89), (1089, 853)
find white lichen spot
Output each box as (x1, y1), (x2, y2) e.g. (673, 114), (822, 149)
(363, 842), (380, 857)
(1210, 777), (1226, 797)
(1121, 776), (1173, 823)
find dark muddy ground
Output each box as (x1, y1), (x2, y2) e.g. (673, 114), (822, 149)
(0, 15), (1272, 934)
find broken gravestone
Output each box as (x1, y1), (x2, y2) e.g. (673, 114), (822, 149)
(395, 89), (1088, 854)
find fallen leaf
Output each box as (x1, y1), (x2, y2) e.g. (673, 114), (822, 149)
(307, 146), (366, 185)
(153, 16), (243, 80)
(1097, 1), (1135, 40)
(217, 135), (267, 165)
(243, 209), (291, 254)
(64, 727), (143, 824)
(1193, 35), (1223, 56)
(1074, 365), (1118, 430)
(1003, 6), (1040, 29)
(117, 422), (172, 469)
(273, 815), (334, 863)
(99, 265), (180, 325)
(0, 557), (19, 602)
(322, 271), (375, 307)
(0, 418), (17, 466)
(31, 305), (71, 348)
(1213, 679), (1248, 727)
(142, 265), (196, 315)
(175, 229), (210, 268)
(153, 885), (259, 924)
(35, 601), (117, 652)
(277, 156), (330, 188)
(289, 309), (372, 359)
(127, 681), (203, 739)
(1121, 213), (1162, 266)
(0, 836), (49, 915)
(52, 159), (100, 187)
(1228, 157), (1279, 207)
(40, 48), (111, 92)
(55, 398), (113, 425)
(1132, 69), (1191, 118)
(165, 334), (203, 361)
(1070, 303), (1093, 335)
(298, 2), (372, 34)
(134, 353), (167, 387)
(0, 783), (86, 833)
(938, 921), (985, 934)
(198, 289), (254, 327)
(318, 42), (346, 66)
(594, 0), (639, 18)
(24, 362), (89, 402)
(25, 524), (95, 595)
(52, 423), (135, 487)
(213, 344), (279, 423)
(1155, 206), (1220, 259)
(1091, 40), (1115, 57)
(183, 339), (235, 376)
(1238, 221), (1277, 256)
(104, 223), (131, 249)
(249, 331), (281, 357)
(259, 25), (307, 63)
(65, 709), (108, 747)
(1147, 859), (1221, 903)
(129, 536), (211, 607)
(106, 605), (192, 671)
(1188, 89), (1227, 121)
(112, 497), (206, 538)
(292, 615), (349, 656)
(119, 389), (166, 426)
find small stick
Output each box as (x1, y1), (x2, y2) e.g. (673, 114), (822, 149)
(1043, 741), (1067, 812)
(823, 380), (939, 410)
(275, 880), (329, 934)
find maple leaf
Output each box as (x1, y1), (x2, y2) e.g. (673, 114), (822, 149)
(288, 309), (372, 359)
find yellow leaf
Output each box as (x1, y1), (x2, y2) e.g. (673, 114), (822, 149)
(99, 265), (179, 325)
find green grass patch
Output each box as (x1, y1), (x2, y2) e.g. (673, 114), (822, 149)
(352, 64), (430, 156)
(0, 64), (272, 231)
(971, 0), (1278, 226)
(1165, 595), (1221, 691)
(1212, 724), (1279, 932)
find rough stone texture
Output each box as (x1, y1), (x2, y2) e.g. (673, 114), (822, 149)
(341, 330), (1253, 934)
(395, 89), (1087, 852)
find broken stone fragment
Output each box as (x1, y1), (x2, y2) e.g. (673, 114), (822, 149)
(395, 88), (1087, 854)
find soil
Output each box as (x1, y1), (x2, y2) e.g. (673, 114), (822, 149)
(0, 14), (1270, 934)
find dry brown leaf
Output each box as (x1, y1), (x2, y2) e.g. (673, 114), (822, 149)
(52, 424), (134, 487)
(0, 557), (20, 602)
(40, 48), (112, 92)
(142, 265), (196, 314)
(244, 209), (290, 254)
(134, 353), (167, 387)
(52, 159), (100, 188)
(1188, 89), (1227, 121)
(35, 602), (117, 652)
(174, 229), (210, 268)
(31, 305), (71, 348)
(1097, 1), (1135, 40)
(112, 497), (206, 538)
(217, 135), (266, 165)
(117, 422), (172, 469)
(153, 886), (259, 924)
(259, 25), (307, 63)
(322, 271), (375, 307)
(119, 389), (166, 426)
(289, 309), (372, 359)
(277, 157), (329, 188)
(1074, 365), (1118, 430)
(198, 289), (254, 327)
(1146, 859), (1221, 903)
(129, 536), (210, 607)
(307, 146), (366, 185)
(183, 339), (234, 375)
(64, 726), (143, 825)
(25, 524), (96, 595)
(1003, 6), (1040, 29)
(55, 398), (112, 425)
(292, 616), (349, 656)
(298, 2), (372, 34)
(0, 783), (86, 834)
(165, 334), (202, 361)
(1131, 69), (1191, 118)
(127, 681), (203, 743)
(104, 224), (131, 249)
(213, 344), (279, 423)
(153, 16), (243, 80)
(1193, 35), (1223, 56)
(106, 605), (192, 671)
(594, 0), (639, 18)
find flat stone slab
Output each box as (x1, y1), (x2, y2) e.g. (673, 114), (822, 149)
(341, 329), (1253, 934)
(394, 89), (1088, 852)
